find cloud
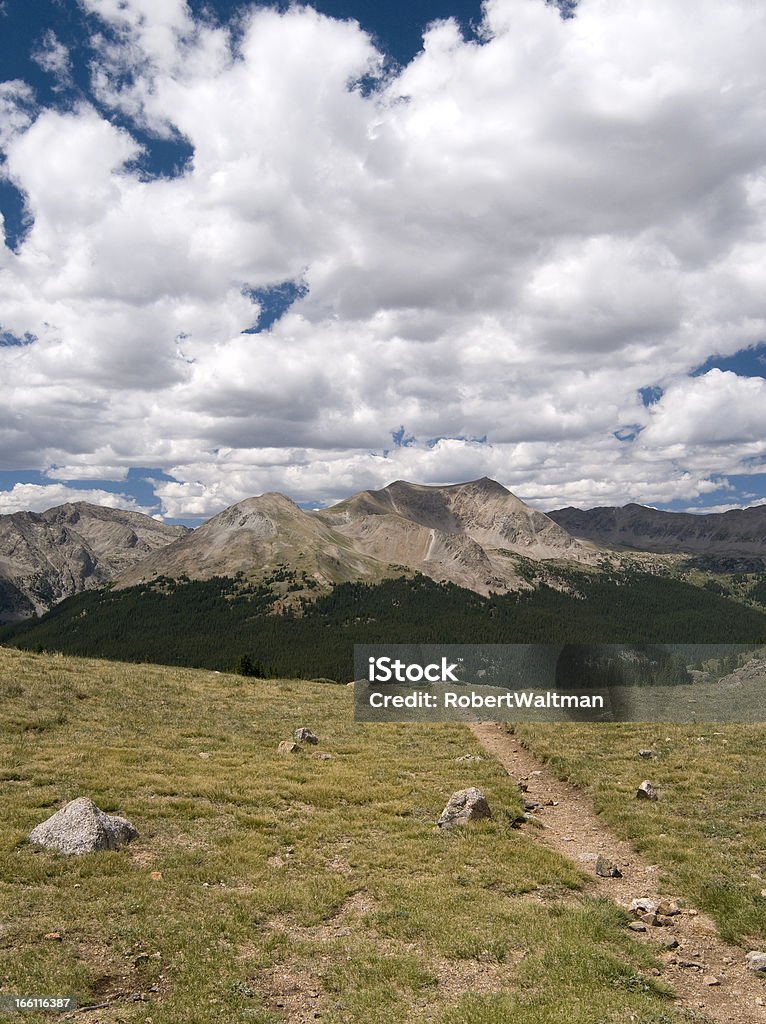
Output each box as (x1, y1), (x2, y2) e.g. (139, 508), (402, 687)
(2, 0), (766, 514)
(0, 482), (154, 516)
(31, 30), (73, 89)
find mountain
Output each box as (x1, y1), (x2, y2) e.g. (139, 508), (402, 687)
(115, 492), (391, 593)
(0, 502), (188, 622)
(548, 503), (766, 556)
(115, 478), (594, 598)
(315, 477), (592, 593)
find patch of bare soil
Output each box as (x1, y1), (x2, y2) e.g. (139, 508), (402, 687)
(471, 721), (766, 1024)
(252, 965), (324, 1023)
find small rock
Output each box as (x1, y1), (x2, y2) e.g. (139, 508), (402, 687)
(661, 937), (680, 950)
(746, 952), (766, 972)
(678, 959), (705, 970)
(704, 976), (721, 986)
(641, 912), (660, 926)
(636, 780), (659, 801)
(198, 752), (210, 760)
(278, 741), (301, 754)
(657, 899), (681, 916)
(628, 921), (647, 932)
(639, 750), (658, 758)
(312, 751), (333, 760)
(437, 787), (491, 828)
(687, 909), (698, 917)
(595, 855), (622, 878)
(455, 754), (484, 763)
(295, 728), (319, 745)
(630, 898), (659, 916)
(760, 889), (766, 898)
(655, 915), (675, 927)
(43, 932), (62, 941)
(29, 797), (137, 855)
(516, 780), (529, 792)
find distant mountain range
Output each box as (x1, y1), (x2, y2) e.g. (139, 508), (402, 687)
(3, 479), (766, 625)
(548, 503), (766, 555)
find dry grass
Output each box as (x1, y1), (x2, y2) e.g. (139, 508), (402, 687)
(0, 646), (697, 1023)
(514, 720), (766, 945)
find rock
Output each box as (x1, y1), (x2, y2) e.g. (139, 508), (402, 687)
(312, 751), (333, 760)
(639, 750), (658, 758)
(746, 952), (766, 972)
(595, 855), (622, 878)
(661, 937), (680, 950)
(455, 754), (484, 763)
(278, 741), (301, 754)
(641, 912), (660, 926)
(657, 899), (681, 916)
(630, 898), (659, 916)
(655, 915), (675, 927)
(295, 728), (319, 745)
(704, 976), (721, 986)
(437, 787), (491, 828)
(29, 797), (137, 856)
(636, 780), (659, 801)
(628, 921), (647, 932)
(43, 932), (62, 941)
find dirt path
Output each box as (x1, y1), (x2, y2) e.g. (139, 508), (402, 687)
(470, 721), (766, 1024)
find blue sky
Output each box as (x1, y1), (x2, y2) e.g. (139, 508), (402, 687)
(2, 0), (766, 524)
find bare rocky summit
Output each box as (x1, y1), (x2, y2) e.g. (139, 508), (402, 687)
(117, 478), (594, 598)
(0, 502), (188, 622)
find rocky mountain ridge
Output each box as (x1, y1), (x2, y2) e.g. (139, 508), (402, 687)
(548, 502), (766, 556)
(116, 477), (595, 597)
(0, 503), (188, 622)
(5, 483), (766, 623)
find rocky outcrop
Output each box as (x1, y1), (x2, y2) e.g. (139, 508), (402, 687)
(0, 502), (188, 622)
(29, 797), (137, 855)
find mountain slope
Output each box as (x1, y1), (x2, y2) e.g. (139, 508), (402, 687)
(0, 502), (188, 622)
(317, 477), (593, 593)
(548, 503), (766, 555)
(116, 478), (594, 597)
(115, 492), (395, 592)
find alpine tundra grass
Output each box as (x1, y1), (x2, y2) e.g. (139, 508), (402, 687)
(0, 645), (711, 1023)
(514, 720), (766, 946)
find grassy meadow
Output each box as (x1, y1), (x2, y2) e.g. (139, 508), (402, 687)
(0, 645), (711, 1024)
(515, 722), (766, 945)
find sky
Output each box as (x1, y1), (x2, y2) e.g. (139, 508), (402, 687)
(2, 0), (766, 524)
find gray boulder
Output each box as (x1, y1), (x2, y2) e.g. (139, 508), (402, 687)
(595, 855), (622, 878)
(636, 780), (659, 801)
(278, 740), (301, 754)
(437, 787), (491, 828)
(29, 797), (137, 855)
(294, 728), (319, 745)
(746, 951), (766, 972)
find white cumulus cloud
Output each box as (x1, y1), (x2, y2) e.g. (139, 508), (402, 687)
(2, 0), (766, 515)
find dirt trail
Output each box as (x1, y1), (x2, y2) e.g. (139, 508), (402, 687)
(470, 721), (766, 1024)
